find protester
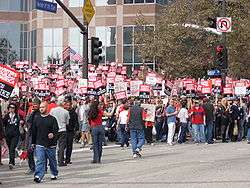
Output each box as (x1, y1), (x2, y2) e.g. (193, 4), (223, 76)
(25, 98), (41, 174)
(155, 104), (164, 142)
(165, 99), (178, 146)
(50, 96), (70, 167)
(127, 99), (146, 158)
(177, 100), (189, 144)
(189, 100), (206, 144)
(3, 103), (20, 170)
(78, 97), (90, 148)
(229, 99), (241, 142)
(203, 97), (215, 144)
(88, 100), (116, 163)
(220, 98), (230, 143)
(246, 104), (250, 144)
(117, 104), (129, 148)
(0, 105), (4, 166)
(32, 101), (59, 183)
(64, 100), (79, 164)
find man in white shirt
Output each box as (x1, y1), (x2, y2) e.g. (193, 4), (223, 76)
(50, 96), (70, 166)
(177, 101), (189, 144)
(117, 105), (129, 148)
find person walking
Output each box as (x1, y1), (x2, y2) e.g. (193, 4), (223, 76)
(88, 100), (115, 163)
(32, 101), (59, 183)
(177, 101), (189, 144)
(117, 104), (129, 149)
(189, 100), (206, 144)
(64, 100), (79, 164)
(25, 98), (41, 174)
(50, 96), (70, 167)
(165, 99), (178, 146)
(127, 100), (146, 158)
(3, 103), (20, 170)
(203, 98), (215, 144)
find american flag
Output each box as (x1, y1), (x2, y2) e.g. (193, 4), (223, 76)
(70, 48), (83, 62)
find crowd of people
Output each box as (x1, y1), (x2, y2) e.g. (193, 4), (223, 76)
(0, 94), (250, 184)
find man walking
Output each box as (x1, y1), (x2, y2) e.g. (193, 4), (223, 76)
(32, 101), (59, 183)
(50, 96), (70, 167)
(25, 98), (41, 174)
(64, 100), (79, 164)
(127, 100), (146, 158)
(203, 98), (215, 144)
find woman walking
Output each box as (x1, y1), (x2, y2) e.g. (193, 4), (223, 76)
(88, 100), (116, 163)
(3, 103), (20, 170)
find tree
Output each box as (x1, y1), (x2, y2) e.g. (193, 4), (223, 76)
(0, 38), (18, 65)
(134, 0), (250, 79)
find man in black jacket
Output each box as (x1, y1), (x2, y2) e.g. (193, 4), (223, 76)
(25, 98), (41, 174)
(32, 101), (59, 183)
(64, 100), (79, 164)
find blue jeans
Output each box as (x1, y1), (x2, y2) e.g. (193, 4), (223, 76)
(155, 120), (163, 141)
(119, 124), (129, 147)
(205, 121), (214, 143)
(247, 128), (250, 142)
(91, 126), (105, 162)
(192, 124), (205, 143)
(130, 129), (145, 154)
(34, 145), (58, 179)
(178, 123), (188, 143)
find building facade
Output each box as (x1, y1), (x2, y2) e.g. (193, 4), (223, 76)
(0, 0), (170, 71)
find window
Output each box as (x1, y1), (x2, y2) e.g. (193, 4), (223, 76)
(124, 0), (155, 4)
(69, 0), (83, 7)
(123, 26), (154, 68)
(96, 26), (116, 63)
(96, 0), (116, 6)
(69, 27), (83, 54)
(43, 28), (63, 64)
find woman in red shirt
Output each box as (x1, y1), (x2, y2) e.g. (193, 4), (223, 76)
(189, 100), (206, 143)
(88, 100), (116, 163)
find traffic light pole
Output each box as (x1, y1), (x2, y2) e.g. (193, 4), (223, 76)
(221, 0), (227, 86)
(54, 0), (88, 79)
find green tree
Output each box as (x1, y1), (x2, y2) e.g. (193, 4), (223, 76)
(135, 0), (250, 79)
(0, 38), (18, 65)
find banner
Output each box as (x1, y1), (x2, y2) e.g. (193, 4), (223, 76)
(0, 64), (19, 99)
(115, 91), (127, 100)
(139, 84), (151, 99)
(130, 80), (142, 96)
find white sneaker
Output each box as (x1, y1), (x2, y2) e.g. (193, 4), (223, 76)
(133, 154), (137, 159)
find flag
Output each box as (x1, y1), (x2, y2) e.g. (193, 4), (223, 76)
(70, 48), (82, 62)
(62, 46), (70, 61)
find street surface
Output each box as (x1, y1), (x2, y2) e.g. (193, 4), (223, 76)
(1, 142), (250, 188)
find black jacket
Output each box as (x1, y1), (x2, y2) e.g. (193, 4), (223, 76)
(26, 110), (40, 137)
(32, 114), (59, 148)
(67, 109), (79, 132)
(3, 113), (20, 138)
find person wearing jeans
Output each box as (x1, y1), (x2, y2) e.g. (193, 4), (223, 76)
(127, 100), (146, 158)
(177, 101), (189, 144)
(88, 100), (116, 163)
(165, 99), (178, 146)
(189, 100), (206, 143)
(32, 101), (59, 183)
(203, 98), (215, 144)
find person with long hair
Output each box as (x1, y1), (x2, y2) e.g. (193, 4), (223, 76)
(220, 98), (230, 143)
(88, 100), (116, 163)
(3, 103), (20, 170)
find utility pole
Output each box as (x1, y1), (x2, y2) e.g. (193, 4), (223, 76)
(54, 0), (88, 79)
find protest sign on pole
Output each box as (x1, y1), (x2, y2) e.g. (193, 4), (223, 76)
(130, 80), (142, 96)
(141, 104), (156, 122)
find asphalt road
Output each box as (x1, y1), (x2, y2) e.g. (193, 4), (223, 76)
(1, 142), (250, 188)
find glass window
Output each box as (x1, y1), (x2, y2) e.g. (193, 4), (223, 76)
(106, 27), (116, 46)
(53, 28), (63, 46)
(31, 30), (37, 47)
(69, 0), (82, 7)
(135, 0), (144, 3)
(124, 0), (133, 4)
(123, 46), (133, 64)
(146, 0), (154, 3)
(31, 48), (36, 62)
(43, 29), (53, 46)
(134, 47), (142, 64)
(123, 27), (133, 45)
(43, 47), (53, 62)
(23, 32), (28, 48)
(0, 1), (9, 10)
(106, 46), (115, 62)
(96, 27), (106, 46)
(96, 0), (116, 6)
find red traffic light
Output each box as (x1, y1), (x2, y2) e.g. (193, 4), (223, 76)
(216, 45), (224, 54)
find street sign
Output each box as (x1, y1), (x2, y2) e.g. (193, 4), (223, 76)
(36, 0), (57, 13)
(82, 0), (95, 24)
(217, 17), (232, 32)
(207, 70), (221, 77)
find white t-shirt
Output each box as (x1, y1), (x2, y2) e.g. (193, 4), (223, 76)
(177, 108), (189, 123)
(119, 110), (129, 125)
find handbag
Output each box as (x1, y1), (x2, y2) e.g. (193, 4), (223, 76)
(152, 126), (157, 136)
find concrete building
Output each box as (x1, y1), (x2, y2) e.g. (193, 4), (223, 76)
(0, 0), (170, 72)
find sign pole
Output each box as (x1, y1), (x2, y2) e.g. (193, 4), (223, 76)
(221, 0), (227, 86)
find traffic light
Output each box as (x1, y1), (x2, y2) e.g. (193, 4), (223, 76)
(208, 17), (216, 29)
(91, 37), (102, 66)
(215, 45), (228, 69)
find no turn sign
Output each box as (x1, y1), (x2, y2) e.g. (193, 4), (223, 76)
(217, 17), (232, 32)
